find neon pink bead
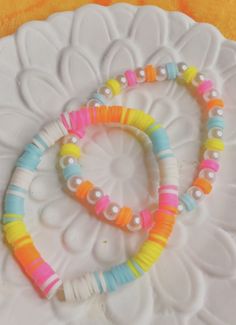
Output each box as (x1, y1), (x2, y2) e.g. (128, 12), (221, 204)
(159, 193), (179, 207)
(69, 111), (85, 138)
(140, 209), (153, 230)
(77, 111), (86, 129)
(81, 108), (91, 128)
(60, 113), (70, 130)
(160, 185), (178, 190)
(197, 80), (213, 95)
(124, 70), (137, 87)
(199, 159), (220, 172)
(77, 110), (86, 130)
(31, 263), (55, 287)
(95, 195), (110, 215)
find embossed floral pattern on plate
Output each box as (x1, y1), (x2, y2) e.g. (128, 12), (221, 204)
(0, 4), (236, 325)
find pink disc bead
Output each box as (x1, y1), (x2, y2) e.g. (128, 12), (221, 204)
(199, 159), (220, 172)
(95, 195), (110, 215)
(30, 262), (61, 297)
(160, 185), (178, 190)
(80, 108), (91, 128)
(31, 263), (56, 286)
(124, 70), (137, 87)
(61, 113), (84, 138)
(140, 209), (153, 230)
(73, 111), (86, 137)
(197, 80), (213, 95)
(159, 193), (179, 208)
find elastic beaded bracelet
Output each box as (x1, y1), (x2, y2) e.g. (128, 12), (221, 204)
(86, 62), (225, 214)
(58, 106), (178, 232)
(2, 106), (179, 302)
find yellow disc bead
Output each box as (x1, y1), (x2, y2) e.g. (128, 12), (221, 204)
(131, 110), (142, 127)
(4, 221), (28, 244)
(106, 79), (122, 96)
(133, 241), (163, 272)
(183, 66), (198, 83)
(126, 109), (137, 125)
(60, 143), (81, 158)
(133, 256), (150, 272)
(140, 116), (156, 131)
(204, 138), (224, 151)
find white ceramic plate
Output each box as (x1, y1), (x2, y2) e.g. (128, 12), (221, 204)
(0, 4), (236, 325)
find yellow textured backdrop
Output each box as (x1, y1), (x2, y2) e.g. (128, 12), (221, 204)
(0, 0), (235, 40)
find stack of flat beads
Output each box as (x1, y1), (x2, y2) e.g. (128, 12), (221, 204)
(2, 107), (179, 302)
(58, 106), (178, 232)
(86, 63), (224, 215)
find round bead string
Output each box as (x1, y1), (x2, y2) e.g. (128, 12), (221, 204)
(58, 106), (177, 232)
(2, 106), (179, 302)
(85, 63), (224, 214)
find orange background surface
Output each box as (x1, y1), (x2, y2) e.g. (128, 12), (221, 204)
(0, 0), (235, 40)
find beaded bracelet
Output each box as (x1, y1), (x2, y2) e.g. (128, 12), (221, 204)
(58, 106), (177, 232)
(86, 63), (224, 214)
(2, 106), (179, 302)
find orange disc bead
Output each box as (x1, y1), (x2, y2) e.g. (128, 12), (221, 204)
(76, 181), (94, 201)
(115, 207), (133, 227)
(207, 99), (224, 111)
(193, 177), (212, 194)
(145, 65), (157, 83)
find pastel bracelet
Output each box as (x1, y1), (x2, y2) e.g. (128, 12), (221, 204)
(86, 63), (224, 214)
(2, 106), (179, 302)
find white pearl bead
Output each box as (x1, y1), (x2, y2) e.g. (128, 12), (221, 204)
(199, 168), (216, 183)
(209, 107), (224, 118)
(188, 186), (204, 201)
(87, 187), (103, 205)
(177, 62), (188, 74)
(177, 203), (185, 214)
(209, 89), (219, 98)
(156, 66), (167, 81)
(204, 150), (220, 161)
(67, 176), (83, 192)
(104, 203), (120, 221)
(127, 215), (142, 231)
(192, 73), (205, 87)
(135, 67), (146, 83)
(63, 134), (79, 145)
(97, 86), (113, 99)
(203, 89), (219, 102)
(116, 74), (128, 88)
(86, 99), (101, 108)
(212, 128), (224, 139)
(59, 155), (77, 169)
(208, 127), (223, 139)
